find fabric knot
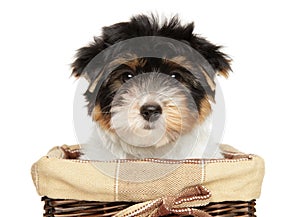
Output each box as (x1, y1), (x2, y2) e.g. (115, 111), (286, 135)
(157, 196), (176, 216)
(114, 185), (212, 217)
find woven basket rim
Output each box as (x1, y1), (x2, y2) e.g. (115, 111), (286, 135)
(42, 197), (257, 217)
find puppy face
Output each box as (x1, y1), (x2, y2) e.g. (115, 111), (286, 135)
(71, 15), (231, 153)
(91, 57), (210, 147)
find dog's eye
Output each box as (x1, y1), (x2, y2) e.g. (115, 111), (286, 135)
(121, 71), (134, 82)
(170, 72), (183, 81)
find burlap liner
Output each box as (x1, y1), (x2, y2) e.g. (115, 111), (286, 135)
(31, 144), (264, 205)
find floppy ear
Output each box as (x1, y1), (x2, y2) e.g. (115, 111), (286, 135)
(71, 22), (131, 80)
(71, 37), (106, 79)
(190, 36), (231, 78)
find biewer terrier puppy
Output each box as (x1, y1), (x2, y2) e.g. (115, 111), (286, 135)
(71, 15), (231, 160)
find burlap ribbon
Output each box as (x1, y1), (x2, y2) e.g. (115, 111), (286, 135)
(114, 185), (212, 217)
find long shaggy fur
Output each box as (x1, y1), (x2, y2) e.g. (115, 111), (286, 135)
(72, 15), (231, 78)
(71, 14), (231, 159)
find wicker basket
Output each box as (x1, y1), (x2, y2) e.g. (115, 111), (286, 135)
(42, 197), (256, 217)
(32, 145), (264, 217)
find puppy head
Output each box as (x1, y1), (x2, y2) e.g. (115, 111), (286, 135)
(71, 15), (231, 154)
(97, 59), (207, 148)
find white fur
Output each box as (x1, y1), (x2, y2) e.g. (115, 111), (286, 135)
(78, 73), (224, 160)
(79, 115), (221, 160)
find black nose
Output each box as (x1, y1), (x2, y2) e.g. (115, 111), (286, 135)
(140, 104), (162, 122)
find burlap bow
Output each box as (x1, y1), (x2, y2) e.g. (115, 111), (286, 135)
(114, 185), (212, 217)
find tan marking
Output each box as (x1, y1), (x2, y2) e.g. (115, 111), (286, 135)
(92, 105), (114, 132)
(89, 53), (139, 93)
(217, 58), (231, 78)
(166, 56), (195, 72)
(217, 69), (229, 78)
(198, 96), (212, 123)
(110, 79), (123, 93)
(164, 104), (182, 137)
(124, 58), (147, 70)
(167, 56), (217, 92)
(198, 66), (216, 91)
(88, 71), (103, 93)
(164, 97), (198, 140)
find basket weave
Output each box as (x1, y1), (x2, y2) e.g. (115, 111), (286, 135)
(42, 197), (256, 217)
(32, 145), (264, 217)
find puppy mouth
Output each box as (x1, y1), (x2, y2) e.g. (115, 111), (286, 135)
(143, 122), (156, 130)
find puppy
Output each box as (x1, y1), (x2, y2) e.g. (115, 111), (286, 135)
(71, 15), (231, 160)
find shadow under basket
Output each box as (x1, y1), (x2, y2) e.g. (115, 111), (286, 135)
(42, 197), (257, 217)
(32, 145), (264, 217)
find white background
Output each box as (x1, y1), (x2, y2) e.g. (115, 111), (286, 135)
(1, 0), (299, 216)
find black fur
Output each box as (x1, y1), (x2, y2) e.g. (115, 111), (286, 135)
(94, 58), (206, 116)
(71, 14), (231, 121)
(71, 14), (231, 78)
